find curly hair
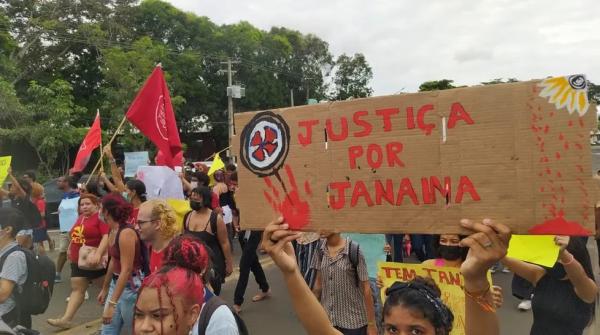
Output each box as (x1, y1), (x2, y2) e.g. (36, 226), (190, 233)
(142, 199), (180, 239)
(101, 193), (132, 225)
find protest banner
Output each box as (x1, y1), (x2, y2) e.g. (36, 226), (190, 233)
(0, 156), (11, 186)
(378, 261), (490, 335)
(233, 76), (597, 235)
(124, 151), (149, 177)
(506, 235), (560, 267)
(137, 166), (184, 200)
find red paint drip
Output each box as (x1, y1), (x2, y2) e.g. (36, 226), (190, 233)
(543, 125), (550, 134)
(568, 120), (574, 127)
(528, 216), (592, 236)
(579, 118), (585, 128)
(559, 133), (564, 141)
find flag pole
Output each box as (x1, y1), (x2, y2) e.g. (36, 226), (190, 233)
(203, 146), (231, 161)
(86, 115), (128, 186)
(99, 110), (105, 173)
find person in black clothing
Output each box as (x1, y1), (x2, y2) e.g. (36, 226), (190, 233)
(231, 172), (270, 313)
(502, 236), (597, 335)
(183, 186), (233, 295)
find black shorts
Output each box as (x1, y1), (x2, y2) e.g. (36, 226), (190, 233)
(70, 262), (106, 279)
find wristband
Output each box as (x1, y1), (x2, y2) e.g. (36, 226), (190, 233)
(108, 299), (118, 307)
(559, 253), (575, 265)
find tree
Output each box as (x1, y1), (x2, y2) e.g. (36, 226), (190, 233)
(588, 81), (599, 105)
(0, 79), (88, 175)
(418, 79), (456, 92)
(481, 78), (519, 85)
(330, 53), (373, 100)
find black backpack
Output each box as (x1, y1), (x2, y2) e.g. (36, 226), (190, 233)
(318, 239), (361, 287)
(196, 296), (248, 335)
(0, 246), (55, 316)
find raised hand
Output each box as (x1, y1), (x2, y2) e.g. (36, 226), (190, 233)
(459, 218), (511, 285)
(261, 217), (302, 274)
(263, 165), (312, 230)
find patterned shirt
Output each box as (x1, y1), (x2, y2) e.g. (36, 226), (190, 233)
(311, 238), (369, 329)
(0, 242), (28, 317)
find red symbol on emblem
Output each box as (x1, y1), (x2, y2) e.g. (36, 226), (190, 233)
(250, 126), (279, 162)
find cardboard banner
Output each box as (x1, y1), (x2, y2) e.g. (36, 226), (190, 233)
(378, 261), (489, 335)
(0, 156), (11, 186)
(124, 151), (149, 177)
(233, 76), (597, 235)
(136, 166), (184, 200)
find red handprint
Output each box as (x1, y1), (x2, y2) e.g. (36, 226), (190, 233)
(262, 165), (312, 230)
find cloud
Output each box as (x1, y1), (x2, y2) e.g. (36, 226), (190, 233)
(166, 0), (600, 95)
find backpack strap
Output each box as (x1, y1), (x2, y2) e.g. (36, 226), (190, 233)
(0, 245), (23, 272)
(348, 240), (361, 287)
(197, 296), (226, 335)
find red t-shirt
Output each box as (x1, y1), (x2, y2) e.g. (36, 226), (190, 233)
(69, 212), (109, 263)
(34, 198), (46, 228)
(211, 192), (220, 210)
(149, 247), (166, 274)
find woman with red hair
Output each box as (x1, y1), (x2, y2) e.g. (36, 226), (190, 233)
(134, 235), (242, 335)
(98, 194), (146, 335)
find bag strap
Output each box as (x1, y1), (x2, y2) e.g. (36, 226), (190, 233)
(0, 245), (22, 272)
(348, 240), (360, 287)
(197, 296), (226, 334)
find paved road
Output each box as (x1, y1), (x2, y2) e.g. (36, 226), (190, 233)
(32, 236), (599, 335)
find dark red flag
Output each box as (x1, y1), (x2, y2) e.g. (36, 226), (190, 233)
(125, 66), (182, 168)
(71, 112), (102, 173)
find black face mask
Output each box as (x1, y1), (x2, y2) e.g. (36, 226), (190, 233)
(190, 200), (203, 211)
(546, 262), (567, 280)
(438, 245), (463, 261)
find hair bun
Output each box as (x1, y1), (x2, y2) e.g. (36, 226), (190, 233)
(411, 276), (442, 298)
(163, 235), (210, 274)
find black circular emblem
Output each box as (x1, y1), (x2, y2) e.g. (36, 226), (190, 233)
(239, 111), (290, 177)
(568, 75), (587, 90)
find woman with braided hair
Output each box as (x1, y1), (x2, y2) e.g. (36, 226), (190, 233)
(134, 235), (241, 335)
(262, 217), (509, 335)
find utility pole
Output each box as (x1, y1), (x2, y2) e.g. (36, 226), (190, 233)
(219, 58), (240, 155)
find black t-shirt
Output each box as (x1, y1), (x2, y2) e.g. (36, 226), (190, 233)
(11, 197), (42, 229)
(531, 273), (594, 335)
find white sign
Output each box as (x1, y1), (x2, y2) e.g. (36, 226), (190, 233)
(136, 166), (184, 200)
(124, 151), (150, 177)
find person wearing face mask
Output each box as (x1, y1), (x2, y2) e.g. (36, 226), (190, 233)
(183, 186), (233, 295)
(180, 171), (221, 212)
(377, 234), (503, 309)
(501, 236), (598, 335)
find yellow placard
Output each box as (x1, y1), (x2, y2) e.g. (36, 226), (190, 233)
(166, 199), (191, 232)
(0, 156), (11, 186)
(378, 262), (491, 335)
(506, 235), (559, 267)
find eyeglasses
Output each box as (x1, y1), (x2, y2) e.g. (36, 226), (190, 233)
(136, 219), (158, 226)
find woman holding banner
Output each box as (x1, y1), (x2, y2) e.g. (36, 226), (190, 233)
(262, 217), (508, 335)
(501, 236), (597, 335)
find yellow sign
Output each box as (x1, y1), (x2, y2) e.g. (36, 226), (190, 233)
(506, 235), (559, 267)
(0, 156), (11, 186)
(378, 262), (488, 335)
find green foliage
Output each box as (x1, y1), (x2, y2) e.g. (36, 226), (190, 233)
(330, 53), (373, 100)
(418, 79), (456, 92)
(0, 0), (365, 175)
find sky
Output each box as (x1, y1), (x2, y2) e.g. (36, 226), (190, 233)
(166, 0), (600, 96)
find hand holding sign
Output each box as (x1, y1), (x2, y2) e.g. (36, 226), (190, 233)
(459, 219), (511, 289)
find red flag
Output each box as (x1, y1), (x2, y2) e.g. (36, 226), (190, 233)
(126, 66), (182, 168)
(71, 112), (102, 173)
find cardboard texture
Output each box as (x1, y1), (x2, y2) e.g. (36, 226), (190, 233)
(233, 76), (597, 234)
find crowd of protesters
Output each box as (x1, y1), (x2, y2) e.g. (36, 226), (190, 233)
(0, 148), (597, 335)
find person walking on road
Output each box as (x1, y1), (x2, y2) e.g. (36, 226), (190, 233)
(47, 194), (109, 330)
